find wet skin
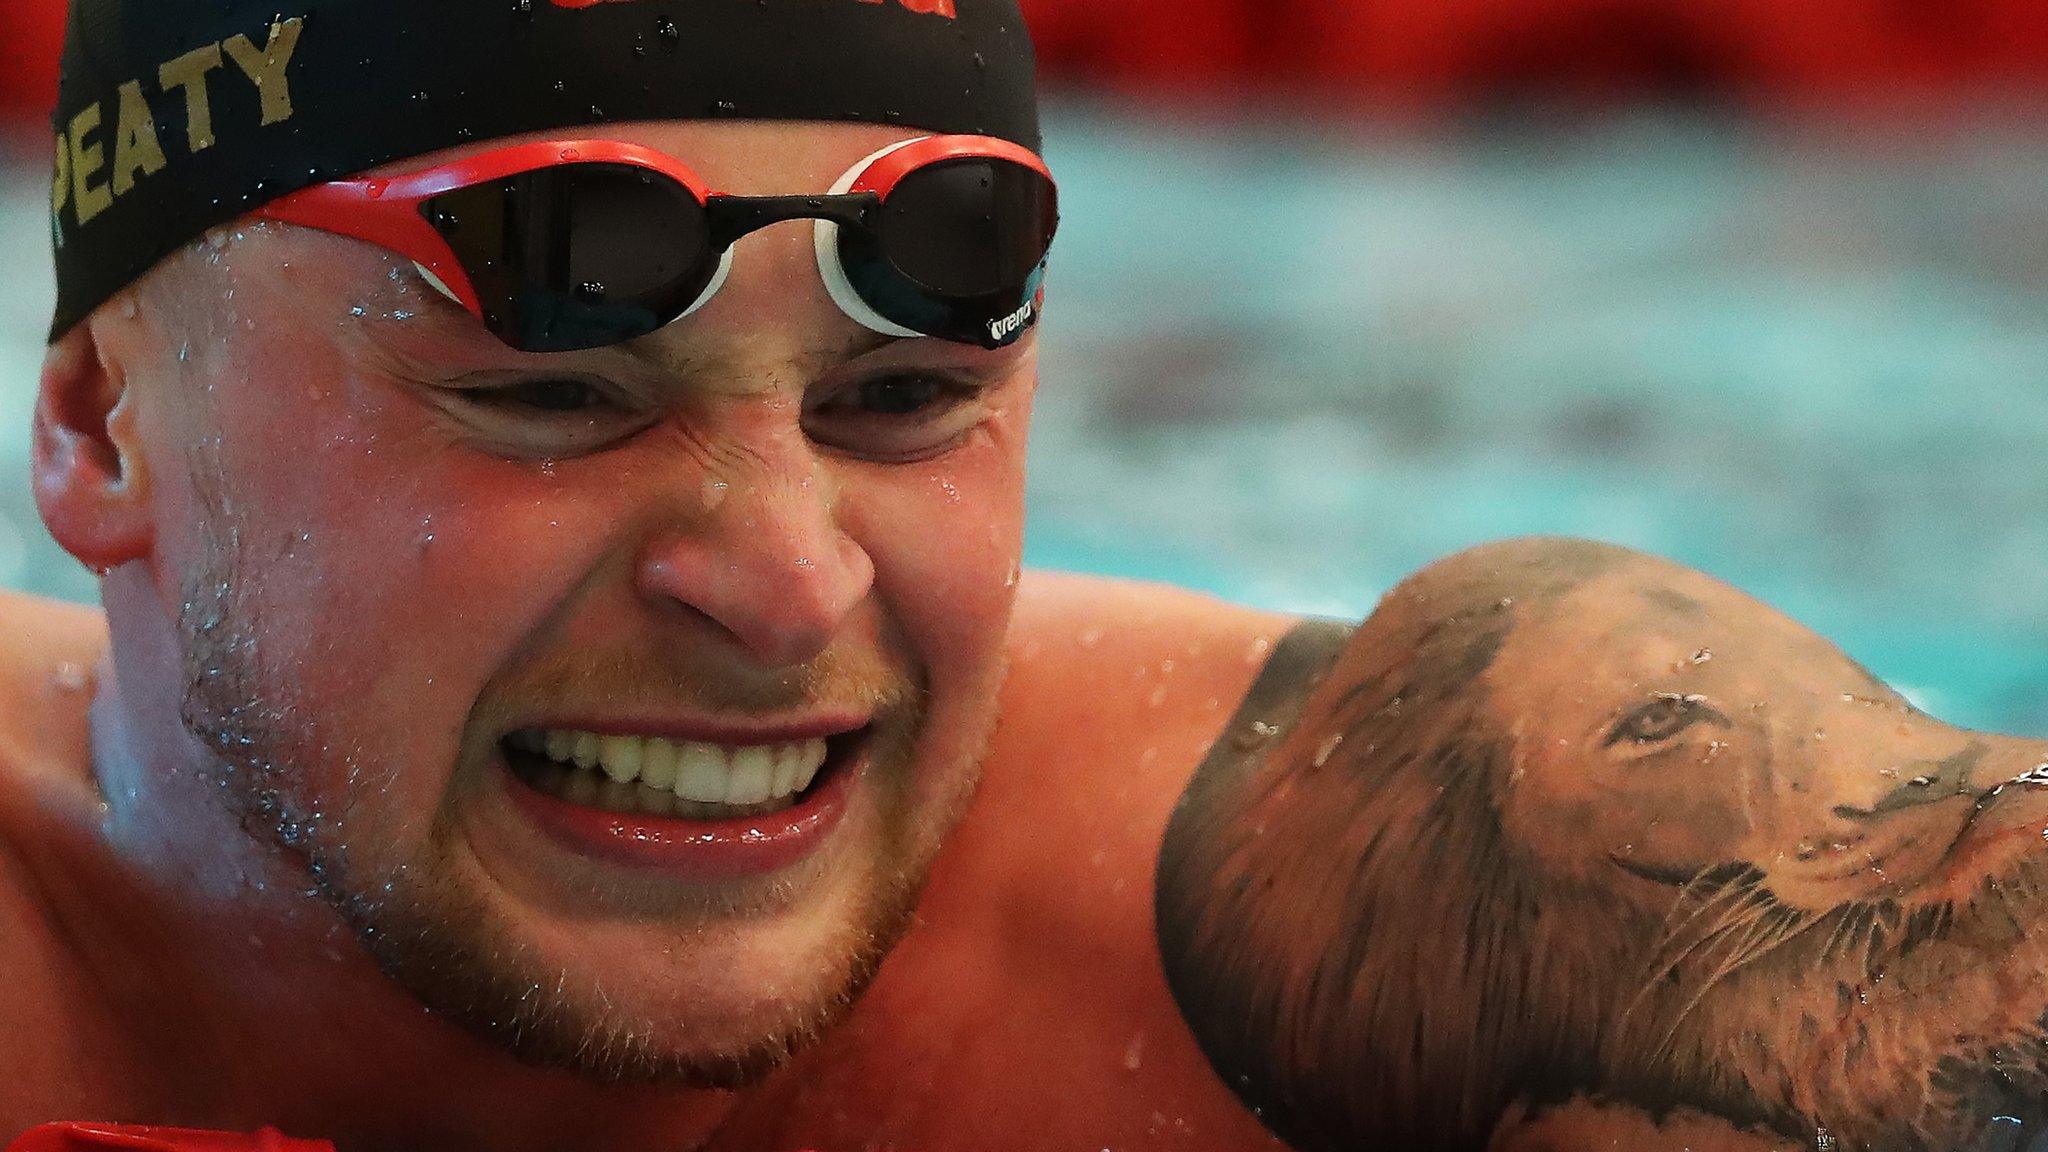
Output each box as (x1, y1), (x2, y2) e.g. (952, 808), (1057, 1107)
(5, 116), (1297, 1149)
(16, 115), (2033, 1152)
(1159, 537), (2048, 1152)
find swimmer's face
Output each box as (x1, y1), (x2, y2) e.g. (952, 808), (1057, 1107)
(82, 121), (1032, 1081)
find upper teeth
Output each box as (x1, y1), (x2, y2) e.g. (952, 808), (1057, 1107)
(512, 729), (829, 805)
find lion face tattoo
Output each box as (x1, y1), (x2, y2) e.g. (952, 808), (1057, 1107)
(1159, 537), (2048, 1152)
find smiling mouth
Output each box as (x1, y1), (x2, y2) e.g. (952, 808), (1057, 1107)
(501, 727), (863, 821)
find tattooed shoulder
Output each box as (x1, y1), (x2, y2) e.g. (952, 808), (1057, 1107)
(1157, 537), (2048, 1152)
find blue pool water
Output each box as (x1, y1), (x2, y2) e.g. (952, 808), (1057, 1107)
(2, 106), (2044, 731)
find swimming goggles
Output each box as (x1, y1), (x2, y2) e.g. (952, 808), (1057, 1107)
(256, 134), (1059, 353)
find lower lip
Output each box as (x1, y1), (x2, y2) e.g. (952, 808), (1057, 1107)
(500, 748), (861, 881)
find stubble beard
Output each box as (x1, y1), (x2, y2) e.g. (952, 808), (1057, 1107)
(171, 455), (1000, 1087)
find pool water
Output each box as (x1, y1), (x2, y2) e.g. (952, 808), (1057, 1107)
(2, 106), (2044, 731)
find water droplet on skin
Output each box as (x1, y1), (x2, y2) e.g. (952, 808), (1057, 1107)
(349, 305), (367, 318)
(1910, 775), (1935, 788)
(1122, 1033), (1145, 1071)
(1691, 649), (1712, 664)
(701, 480), (729, 510)
(1076, 627), (1104, 649)
(1313, 733), (1344, 767)
(49, 662), (91, 693)
(1233, 720), (1281, 751)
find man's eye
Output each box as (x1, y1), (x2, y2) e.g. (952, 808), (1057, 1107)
(854, 375), (950, 417)
(804, 372), (992, 461)
(437, 373), (652, 459)
(1606, 695), (1716, 747)
(470, 378), (609, 414)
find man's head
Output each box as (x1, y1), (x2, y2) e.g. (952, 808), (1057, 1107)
(32, 0), (1044, 1089)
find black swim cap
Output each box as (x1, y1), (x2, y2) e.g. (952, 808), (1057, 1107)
(47, 0), (1040, 340)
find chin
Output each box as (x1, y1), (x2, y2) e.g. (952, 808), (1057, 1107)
(320, 710), (984, 1087)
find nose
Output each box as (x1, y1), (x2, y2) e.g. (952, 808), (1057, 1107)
(1832, 740), (1988, 823)
(634, 467), (875, 669)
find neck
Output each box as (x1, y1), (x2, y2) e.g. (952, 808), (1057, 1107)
(26, 605), (739, 1150)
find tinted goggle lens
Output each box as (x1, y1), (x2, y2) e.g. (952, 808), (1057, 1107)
(877, 157), (1057, 297)
(421, 152), (1056, 353)
(840, 155), (1057, 347)
(423, 163), (716, 353)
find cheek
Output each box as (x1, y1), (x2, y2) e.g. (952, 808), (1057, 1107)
(842, 425), (1026, 692)
(185, 371), (604, 778)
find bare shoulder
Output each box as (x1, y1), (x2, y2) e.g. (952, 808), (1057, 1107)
(0, 595), (124, 1123)
(0, 589), (105, 777)
(1005, 570), (1300, 708)
(991, 568), (1309, 892)
(993, 572), (1310, 864)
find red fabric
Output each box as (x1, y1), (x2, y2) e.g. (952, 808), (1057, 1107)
(1017, 0), (2048, 111)
(1017, 0), (1264, 95)
(2, 1), (2039, 133)
(0, 1), (63, 132)
(4, 1123), (333, 1152)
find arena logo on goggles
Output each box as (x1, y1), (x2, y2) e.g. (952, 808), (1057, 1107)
(51, 18), (304, 235)
(549, 0), (956, 17)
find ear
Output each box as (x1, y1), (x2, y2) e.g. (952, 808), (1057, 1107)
(32, 318), (154, 574)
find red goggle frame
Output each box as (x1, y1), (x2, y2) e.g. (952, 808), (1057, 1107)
(257, 134), (1059, 352)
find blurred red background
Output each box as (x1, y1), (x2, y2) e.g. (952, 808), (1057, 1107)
(1023, 0), (2046, 112)
(3, 0), (2043, 138)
